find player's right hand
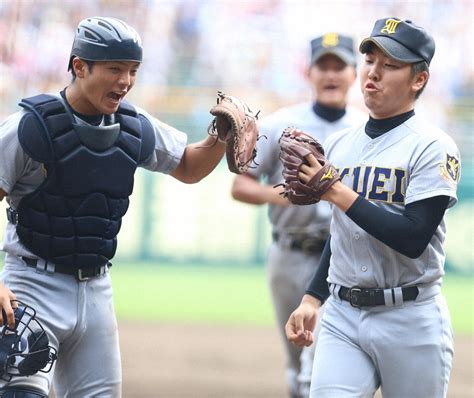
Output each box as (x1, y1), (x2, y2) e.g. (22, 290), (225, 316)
(285, 294), (320, 347)
(0, 283), (18, 329)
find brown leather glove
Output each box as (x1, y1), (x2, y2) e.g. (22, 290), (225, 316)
(208, 91), (260, 174)
(279, 127), (340, 204)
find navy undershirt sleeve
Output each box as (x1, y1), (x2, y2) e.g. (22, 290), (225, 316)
(305, 236), (331, 303)
(305, 195), (450, 303)
(346, 195), (450, 258)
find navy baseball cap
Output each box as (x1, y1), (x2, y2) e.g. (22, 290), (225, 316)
(359, 18), (435, 65)
(310, 33), (356, 66)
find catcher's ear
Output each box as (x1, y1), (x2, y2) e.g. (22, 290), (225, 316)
(72, 58), (87, 79)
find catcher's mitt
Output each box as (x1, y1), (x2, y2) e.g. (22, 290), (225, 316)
(278, 127), (340, 205)
(208, 91), (260, 174)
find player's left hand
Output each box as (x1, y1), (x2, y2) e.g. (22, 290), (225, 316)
(278, 127), (341, 205)
(298, 153), (323, 183)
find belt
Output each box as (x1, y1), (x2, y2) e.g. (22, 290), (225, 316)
(22, 257), (111, 281)
(338, 285), (419, 308)
(272, 232), (326, 256)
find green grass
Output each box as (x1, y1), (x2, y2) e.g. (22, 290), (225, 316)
(111, 263), (275, 325)
(111, 263), (474, 334)
(442, 275), (474, 334)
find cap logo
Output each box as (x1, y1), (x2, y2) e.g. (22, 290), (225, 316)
(380, 19), (401, 34)
(322, 33), (339, 48)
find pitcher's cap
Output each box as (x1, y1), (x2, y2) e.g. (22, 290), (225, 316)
(359, 17), (435, 65)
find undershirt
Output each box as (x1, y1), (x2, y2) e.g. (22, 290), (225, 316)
(312, 101), (346, 122)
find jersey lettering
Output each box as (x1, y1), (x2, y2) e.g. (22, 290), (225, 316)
(392, 168), (406, 203)
(339, 168), (350, 181)
(360, 166), (373, 198)
(351, 166), (361, 191)
(368, 167), (391, 201)
(339, 165), (406, 203)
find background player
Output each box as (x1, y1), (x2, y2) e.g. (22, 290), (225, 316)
(231, 33), (365, 398)
(0, 16), (244, 397)
(285, 18), (460, 397)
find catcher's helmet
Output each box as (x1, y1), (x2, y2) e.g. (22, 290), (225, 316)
(68, 16), (143, 71)
(0, 301), (57, 381)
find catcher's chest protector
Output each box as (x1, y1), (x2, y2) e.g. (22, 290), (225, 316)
(15, 94), (155, 268)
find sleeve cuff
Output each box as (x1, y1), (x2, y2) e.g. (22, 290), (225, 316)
(305, 289), (329, 304)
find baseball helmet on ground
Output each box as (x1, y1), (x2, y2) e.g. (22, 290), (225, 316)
(0, 301), (57, 381)
(68, 16), (143, 70)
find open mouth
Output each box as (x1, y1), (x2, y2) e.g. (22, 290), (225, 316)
(107, 91), (126, 103)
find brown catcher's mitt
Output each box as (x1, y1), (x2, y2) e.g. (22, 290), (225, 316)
(208, 91), (260, 174)
(278, 127), (340, 205)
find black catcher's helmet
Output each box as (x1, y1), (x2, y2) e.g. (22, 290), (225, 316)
(0, 301), (57, 381)
(68, 16), (143, 71)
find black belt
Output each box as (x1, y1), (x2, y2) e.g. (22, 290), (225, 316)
(22, 257), (111, 281)
(272, 232), (326, 256)
(338, 286), (419, 308)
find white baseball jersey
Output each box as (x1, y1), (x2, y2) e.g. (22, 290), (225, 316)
(324, 114), (460, 288)
(250, 102), (366, 236)
(0, 94), (187, 258)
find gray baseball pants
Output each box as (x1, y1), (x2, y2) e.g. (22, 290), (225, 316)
(0, 254), (121, 397)
(310, 287), (453, 398)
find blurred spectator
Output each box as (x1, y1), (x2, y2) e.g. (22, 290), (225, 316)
(0, 0), (472, 160)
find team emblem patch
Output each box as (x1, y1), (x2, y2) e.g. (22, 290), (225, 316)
(439, 154), (460, 183)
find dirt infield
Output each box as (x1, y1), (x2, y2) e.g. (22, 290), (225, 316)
(120, 322), (473, 398)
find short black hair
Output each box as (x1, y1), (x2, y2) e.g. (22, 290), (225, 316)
(70, 59), (95, 81)
(411, 60), (429, 99)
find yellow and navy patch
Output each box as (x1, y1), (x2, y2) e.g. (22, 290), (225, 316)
(322, 33), (339, 48)
(381, 18), (401, 34)
(439, 153), (460, 183)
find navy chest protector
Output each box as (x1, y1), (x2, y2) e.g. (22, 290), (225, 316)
(16, 94), (155, 269)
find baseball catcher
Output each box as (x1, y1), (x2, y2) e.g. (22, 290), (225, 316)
(278, 127), (340, 204)
(208, 91), (260, 174)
